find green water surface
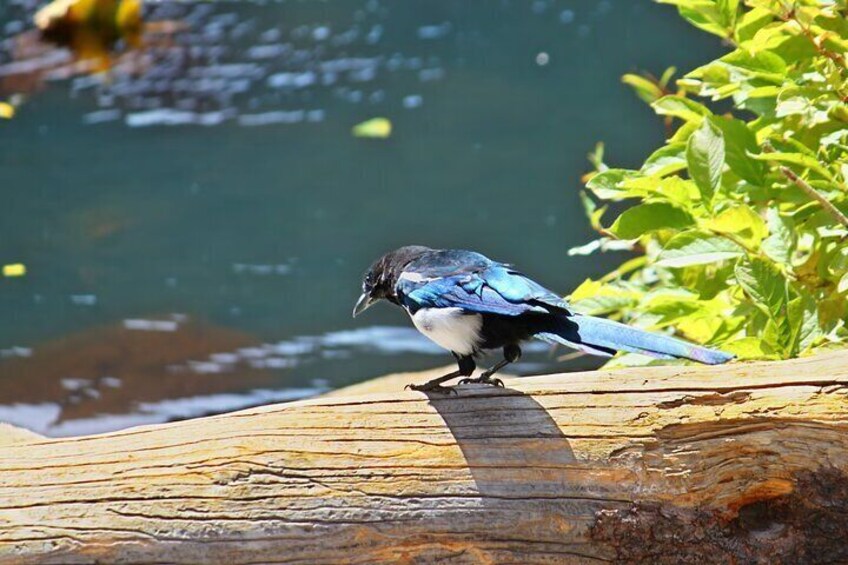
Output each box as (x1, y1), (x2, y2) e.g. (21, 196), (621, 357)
(0, 0), (722, 435)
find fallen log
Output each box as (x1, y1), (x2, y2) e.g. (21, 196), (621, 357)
(1, 350), (848, 564)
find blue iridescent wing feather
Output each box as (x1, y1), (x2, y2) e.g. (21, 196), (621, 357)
(395, 250), (569, 316)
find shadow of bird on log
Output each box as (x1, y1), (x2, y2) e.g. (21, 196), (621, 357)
(423, 384), (576, 499)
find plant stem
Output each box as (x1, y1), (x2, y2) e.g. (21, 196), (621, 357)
(778, 164), (848, 231)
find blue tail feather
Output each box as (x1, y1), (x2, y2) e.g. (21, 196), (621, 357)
(537, 314), (734, 365)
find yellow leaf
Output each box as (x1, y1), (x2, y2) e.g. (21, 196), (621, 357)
(600, 256), (647, 282)
(676, 315), (723, 343)
(568, 279), (641, 316)
(702, 204), (767, 248)
(2, 264), (26, 277)
(0, 102), (14, 119)
(568, 278), (601, 302)
(720, 337), (779, 360)
(352, 117), (392, 139)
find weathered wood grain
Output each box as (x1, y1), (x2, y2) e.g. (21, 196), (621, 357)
(1, 351), (848, 564)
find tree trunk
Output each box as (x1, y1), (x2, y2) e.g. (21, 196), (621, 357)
(2, 351), (848, 564)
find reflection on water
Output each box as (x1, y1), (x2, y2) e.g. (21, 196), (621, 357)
(0, 0), (722, 436)
(35, 0), (143, 72)
(0, 316), (277, 432)
(0, 385), (323, 437)
(0, 314), (549, 436)
(2, 0), (447, 127)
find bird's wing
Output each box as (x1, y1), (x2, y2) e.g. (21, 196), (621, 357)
(397, 253), (571, 316)
(478, 263), (570, 312)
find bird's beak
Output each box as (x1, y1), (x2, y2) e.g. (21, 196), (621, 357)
(352, 292), (375, 318)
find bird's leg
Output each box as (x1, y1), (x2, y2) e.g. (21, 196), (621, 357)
(406, 354), (475, 395)
(459, 344), (521, 387)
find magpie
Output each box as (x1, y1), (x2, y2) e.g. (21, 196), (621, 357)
(353, 246), (734, 393)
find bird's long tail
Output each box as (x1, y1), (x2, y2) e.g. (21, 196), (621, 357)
(535, 313), (734, 365)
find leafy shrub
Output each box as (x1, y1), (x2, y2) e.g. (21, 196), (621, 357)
(571, 0), (848, 364)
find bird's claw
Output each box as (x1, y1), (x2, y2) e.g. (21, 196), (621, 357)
(404, 382), (457, 395)
(458, 375), (504, 387)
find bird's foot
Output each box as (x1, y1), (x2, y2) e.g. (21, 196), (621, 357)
(458, 374), (504, 387)
(404, 382), (458, 395)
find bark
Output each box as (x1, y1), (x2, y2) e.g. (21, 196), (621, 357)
(1, 351), (848, 564)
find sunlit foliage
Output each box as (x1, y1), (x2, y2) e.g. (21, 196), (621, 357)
(572, 0), (848, 364)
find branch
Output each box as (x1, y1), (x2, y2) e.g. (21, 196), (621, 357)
(779, 164), (848, 231)
(778, 3), (848, 101)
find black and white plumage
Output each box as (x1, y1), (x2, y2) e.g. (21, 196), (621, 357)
(353, 246), (734, 393)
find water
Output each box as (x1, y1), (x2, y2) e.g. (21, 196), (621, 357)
(0, 0), (722, 436)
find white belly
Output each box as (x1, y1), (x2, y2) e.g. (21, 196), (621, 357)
(410, 308), (482, 355)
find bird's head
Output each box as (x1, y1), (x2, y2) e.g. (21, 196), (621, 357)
(353, 245), (431, 317)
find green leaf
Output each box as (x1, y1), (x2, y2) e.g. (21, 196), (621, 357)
(669, 119), (701, 144)
(761, 318), (785, 354)
(686, 119), (725, 204)
(735, 257), (791, 351)
(656, 230), (745, 267)
(827, 247), (848, 278)
(775, 96), (816, 119)
(657, 0), (730, 38)
(749, 151), (836, 182)
(828, 105), (848, 124)
(735, 8), (774, 42)
(716, 0), (738, 29)
(687, 63), (732, 86)
(709, 116), (764, 185)
(721, 49), (787, 76)
(789, 295), (821, 354)
(770, 34), (818, 64)
(641, 143), (688, 177)
(735, 257), (787, 317)
(641, 290), (716, 328)
(579, 191), (607, 232)
(587, 142), (606, 171)
(608, 202), (694, 240)
(652, 95), (712, 123)
(839, 272), (848, 294)
(621, 74), (664, 104)
(819, 296), (846, 334)
(619, 176), (699, 210)
(761, 209), (795, 265)
(659, 66), (677, 89)
(586, 169), (638, 200)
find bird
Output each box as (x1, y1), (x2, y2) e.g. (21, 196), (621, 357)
(352, 246), (734, 393)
